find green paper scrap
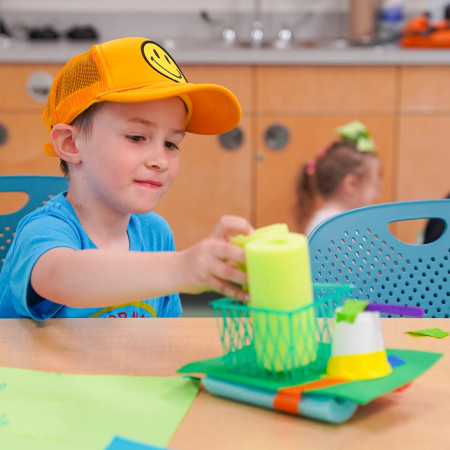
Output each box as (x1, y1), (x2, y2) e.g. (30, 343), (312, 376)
(336, 300), (368, 323)
(0, 367), (199, 450)
(407, 328), (449, 339)
(178, 348), (442, 406)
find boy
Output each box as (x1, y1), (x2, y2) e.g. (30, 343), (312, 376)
(0, 37), (252, 319)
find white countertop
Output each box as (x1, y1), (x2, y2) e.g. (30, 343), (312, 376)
(1, 37), (450, 66)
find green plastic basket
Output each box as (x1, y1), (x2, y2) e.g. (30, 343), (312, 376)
(210, 284), (352, 382)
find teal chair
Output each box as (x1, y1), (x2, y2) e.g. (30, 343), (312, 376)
(308, 200), (450, 318)
(0, 175), (68, 268)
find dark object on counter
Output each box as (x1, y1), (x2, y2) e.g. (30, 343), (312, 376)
(0, 18), (11, 36)
(446, 4), (450, 20)
(28, 26), (60, 40)
(66, 25), (98, 41)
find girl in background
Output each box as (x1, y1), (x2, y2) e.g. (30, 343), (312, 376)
(296, 121), (382, 237)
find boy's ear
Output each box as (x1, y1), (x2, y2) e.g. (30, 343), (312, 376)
(50, 124), (81, 164)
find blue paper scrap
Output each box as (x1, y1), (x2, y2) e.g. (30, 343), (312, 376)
(388, 354), (406, 369)
(105, 435), (169, 450)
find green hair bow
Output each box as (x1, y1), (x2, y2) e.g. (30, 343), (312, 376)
(335, 120), (376, 152)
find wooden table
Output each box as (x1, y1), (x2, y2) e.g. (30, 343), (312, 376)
(0, 318), (448, 449)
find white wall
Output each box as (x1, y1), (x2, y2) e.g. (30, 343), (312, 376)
(0, 0), (432, 13)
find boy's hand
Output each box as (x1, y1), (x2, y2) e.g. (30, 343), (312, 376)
(177, 215), (253, 302)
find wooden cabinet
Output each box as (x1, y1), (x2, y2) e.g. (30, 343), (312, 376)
(1, 63), (447, 246)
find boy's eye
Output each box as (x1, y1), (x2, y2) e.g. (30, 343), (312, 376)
(127, 135), (145, 143)
(165, 141), (180, 151)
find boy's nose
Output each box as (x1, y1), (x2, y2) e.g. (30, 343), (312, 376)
(145, 145), (169, 171)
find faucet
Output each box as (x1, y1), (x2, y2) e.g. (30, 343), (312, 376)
(249, 0), (264, 45)
(200, 10), (237, 45)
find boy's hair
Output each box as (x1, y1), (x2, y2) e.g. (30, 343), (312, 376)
(296, 141), (380, 226)
(58, 102), (105, 177)
(43, 36), (242, 157)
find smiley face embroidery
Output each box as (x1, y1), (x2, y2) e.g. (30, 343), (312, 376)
(141, 41), (187, 83)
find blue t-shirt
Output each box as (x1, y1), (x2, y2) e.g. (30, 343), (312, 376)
(0, 193), (182, 320)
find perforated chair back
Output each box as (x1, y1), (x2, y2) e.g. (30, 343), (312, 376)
(0, 175), (68, 268)
(308, 200), (450, 318)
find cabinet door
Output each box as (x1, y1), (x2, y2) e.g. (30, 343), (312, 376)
(400, 66), (450, 113)
(254, 115), (396, 233)
(396, 115), (450, 243)
(256, 66), (397, 114)
(154, 65), (254, 250)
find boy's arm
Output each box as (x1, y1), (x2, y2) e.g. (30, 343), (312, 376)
(30, 215), (252, 308)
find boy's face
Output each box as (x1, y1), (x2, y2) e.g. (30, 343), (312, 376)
(74, 97), (186, 215)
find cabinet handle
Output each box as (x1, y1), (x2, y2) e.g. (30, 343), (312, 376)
(218, 127), (243, 151)
(26, 71), (54, 103)
(264, 124), (290, 151)
(0, 123), (8, 147)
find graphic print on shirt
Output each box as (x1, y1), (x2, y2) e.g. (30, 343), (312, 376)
(90, 301), (157, 318)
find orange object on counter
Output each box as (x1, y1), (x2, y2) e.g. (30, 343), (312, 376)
(401, 13), (450, 48)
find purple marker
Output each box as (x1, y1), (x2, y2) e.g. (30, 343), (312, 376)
(365, 302), (424, 317)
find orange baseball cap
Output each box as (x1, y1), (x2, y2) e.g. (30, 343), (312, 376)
(43, 36), (242, 156)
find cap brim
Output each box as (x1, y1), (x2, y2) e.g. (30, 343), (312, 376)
(100, 83), (241, 135)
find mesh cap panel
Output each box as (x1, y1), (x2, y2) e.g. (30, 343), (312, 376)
(44, 51), (104, 131)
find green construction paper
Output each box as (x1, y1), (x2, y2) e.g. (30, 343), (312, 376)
(178, 348), (442, 406)
(178, 354), (321, 392)
(407, 328), (449, 338)
(0, 367), (199, 450)
(312, 349), (442, 404)
(336, 300), (368, 323)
